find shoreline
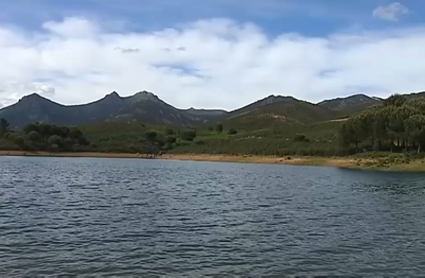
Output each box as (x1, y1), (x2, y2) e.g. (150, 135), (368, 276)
(1, 150), (424, 172)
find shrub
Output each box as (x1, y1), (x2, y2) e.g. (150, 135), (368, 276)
(165, 128), (175, 135)
(228, 128), (238, 135)
(48, 135), (64, 147)
(216, 123), (223, 133)
(145, 130), (157, 142)
(166, 136), (177, 144)
(26, 131), (42, 142)
(293, 134), (307, 142)
(195, 140), (205, 145)
(180, 130), (197, 141)
(14, 136), (24, 148)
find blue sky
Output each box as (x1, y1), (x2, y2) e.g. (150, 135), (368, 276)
(0, 0), (424, 109)
(0, 0), (422, 36)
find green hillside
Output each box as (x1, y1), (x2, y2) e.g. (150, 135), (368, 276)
(80, 122), (174, 153)
(171, 120), (343, 156)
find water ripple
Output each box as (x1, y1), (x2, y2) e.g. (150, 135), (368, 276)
(1, 157), (425, 276)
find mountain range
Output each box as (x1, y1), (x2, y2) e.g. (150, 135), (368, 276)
(0, 90), (385, 129)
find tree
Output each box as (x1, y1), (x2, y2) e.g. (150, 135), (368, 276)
(26, 130), (42, 142)
(371, 108), (391, 151)
(405, 98), (425, 112)
(216, 123), (223, 133)
(404, 114), (425, 153)
(385, 94), (407, 107)
(340, 120), (359, 152)
(23, 123), (40, 134)
(48, 135), (63, 145)
(69, 127), (83, 139)
(293, 134), (307, 142)
(59, 126), (70, 138)
(180, 130), (197, 141)
(208, 126), (214, 132)
(39, 123), (52, 140)
(394, 105), (420, 151)
(14, 136), (24, 149)
(24, 130), (42, 150)
(0, 118), (9, 138)
(165, 128), (175, 135)
(145, 130), (157, 142)
(48, 135), (64, 150)
(166, 136), (177, 144)
(228, 128), (238, 135)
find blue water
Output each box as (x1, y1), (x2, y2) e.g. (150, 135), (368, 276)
(1, 156), (425, 276)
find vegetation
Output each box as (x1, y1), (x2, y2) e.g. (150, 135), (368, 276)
(216, 123), (223, 133)
(179, 130), (197, 141)
(0, 118), (9, 138)
(340, 95), (425, 154)
(228, 128), (238, 135)
(79, 122), (173, 154)
(169, 121), (342, 156)
(0, 122), (90, 151)
(0, 118), (343, 156)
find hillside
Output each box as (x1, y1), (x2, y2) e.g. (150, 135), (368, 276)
(0, 91), (221, 129)
(184, 108), (228, 121)
(318, 94), (382, 116)
(218, 95), (337, 130)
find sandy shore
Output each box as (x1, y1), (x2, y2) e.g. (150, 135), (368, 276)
(162, 154), (361, 168)
(1, 150), (425, 171)
(0, 150), (364, 168)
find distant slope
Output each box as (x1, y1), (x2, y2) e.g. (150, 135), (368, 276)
(183, 108), (228, 122)
(185, 107), (227, 116)
(0, 91), (223, 129)
(219, 95), (337, 130)
(318, 94), (382, 116)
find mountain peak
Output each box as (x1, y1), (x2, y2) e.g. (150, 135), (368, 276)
(261, 94), (295, 105)
(135, 90), (156, 97)
(129, 91), (160, 103)
(104, 91), (121, 98)
(19, 93), (50, 103)
(21, 93), (42, 100)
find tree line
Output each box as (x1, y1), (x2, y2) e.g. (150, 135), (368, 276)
(340, 94), (425, 154)
(0, 120), (90, 152)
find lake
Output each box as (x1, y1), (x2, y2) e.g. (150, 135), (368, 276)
(1, 156), (425, 276)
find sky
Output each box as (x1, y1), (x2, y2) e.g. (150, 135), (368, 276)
(0, 0), (425, 110)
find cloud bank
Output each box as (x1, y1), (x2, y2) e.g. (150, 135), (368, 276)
(1, 17), (425, 110)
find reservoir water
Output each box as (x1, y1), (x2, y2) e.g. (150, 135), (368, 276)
(1, 156), (425, 276)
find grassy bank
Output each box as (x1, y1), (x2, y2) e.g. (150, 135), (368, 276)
(2, 150), (425, 172)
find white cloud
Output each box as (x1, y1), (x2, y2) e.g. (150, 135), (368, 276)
(1, 17), (425, 110)
(373, 2), (409, 22)
(42, 17), (99, 38)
